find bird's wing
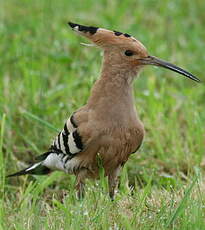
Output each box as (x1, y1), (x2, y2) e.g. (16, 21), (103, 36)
(8, 110), (96, 177)
(52, 114), (84, 155)
(36, 110), (93, 161)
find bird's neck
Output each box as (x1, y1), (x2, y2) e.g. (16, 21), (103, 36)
(87, 58), (139, 109)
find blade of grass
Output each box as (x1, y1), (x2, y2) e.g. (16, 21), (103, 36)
(0, 114), (6, 230)
(0, 114), (6, 192)
(22, 110), (60, 132)
(132, 172), (153, 224)
(166, 176), (198, 227)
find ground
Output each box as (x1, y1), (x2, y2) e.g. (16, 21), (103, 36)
(0, 0), (205, 229)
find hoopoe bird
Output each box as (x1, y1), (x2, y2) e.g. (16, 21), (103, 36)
(8, 22), (200, 200)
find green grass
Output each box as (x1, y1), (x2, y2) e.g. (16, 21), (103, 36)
(1, 0), (205, 229)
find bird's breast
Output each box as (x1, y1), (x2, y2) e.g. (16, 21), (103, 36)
(99, 122), (144, 166)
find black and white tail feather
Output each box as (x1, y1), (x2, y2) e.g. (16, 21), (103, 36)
(7, 115), (84, 177)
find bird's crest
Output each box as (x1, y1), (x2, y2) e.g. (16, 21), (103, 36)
(68, 22), (148, 59)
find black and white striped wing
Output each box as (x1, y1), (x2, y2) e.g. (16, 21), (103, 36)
(51, 115), (84, 158)
(8, 114), (89, 176)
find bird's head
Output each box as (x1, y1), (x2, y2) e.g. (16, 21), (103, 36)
(68, 22), (200, 82)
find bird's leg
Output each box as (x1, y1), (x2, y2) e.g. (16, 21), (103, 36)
(75, 168), (88, 199)
(76, 181), (85, 200)
(108, 166), (121, 201)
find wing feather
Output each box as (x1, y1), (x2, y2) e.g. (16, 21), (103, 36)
(51, 114), (85, 157)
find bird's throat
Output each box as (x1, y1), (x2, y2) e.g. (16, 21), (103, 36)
(87, 63), (138, 111)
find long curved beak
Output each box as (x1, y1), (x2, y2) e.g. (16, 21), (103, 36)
(139, 56), (200, 83)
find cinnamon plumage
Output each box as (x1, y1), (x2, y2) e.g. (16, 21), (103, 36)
(8, 22), (200, 200)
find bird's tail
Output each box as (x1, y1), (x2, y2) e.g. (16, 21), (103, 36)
(7, 162), (51, 177)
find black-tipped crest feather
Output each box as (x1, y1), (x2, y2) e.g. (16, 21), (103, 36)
(68, 22), (98, 34)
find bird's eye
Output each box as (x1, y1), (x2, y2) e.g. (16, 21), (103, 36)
(124, 50), (134, 56)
